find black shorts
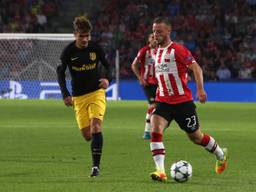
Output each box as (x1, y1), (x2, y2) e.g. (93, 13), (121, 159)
(153, 101), (199, 133)
(143, 84), (157, 104)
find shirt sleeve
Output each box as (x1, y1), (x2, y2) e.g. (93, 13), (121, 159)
(56, 50), (71, 98)
(175, 44), (196, 66)
(98, 45), (113, 82)
(136, 47), (146, 64)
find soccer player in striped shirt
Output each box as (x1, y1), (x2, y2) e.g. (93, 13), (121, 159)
(131, 34), (158, 139)
(149, 17), (228, 181)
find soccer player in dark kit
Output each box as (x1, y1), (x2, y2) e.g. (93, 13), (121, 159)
(57, 15), (113, 177)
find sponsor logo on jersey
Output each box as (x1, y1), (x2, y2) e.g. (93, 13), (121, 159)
(155, 63), (169, 72)
(72, 63), (96, 71)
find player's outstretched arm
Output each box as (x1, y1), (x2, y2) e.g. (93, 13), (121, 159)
(189, 62), (207, 103)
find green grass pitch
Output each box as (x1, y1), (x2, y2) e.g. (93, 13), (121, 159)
(0, 100), (255, 192)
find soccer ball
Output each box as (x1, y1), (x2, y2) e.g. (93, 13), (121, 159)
(170, 160), (192, 183)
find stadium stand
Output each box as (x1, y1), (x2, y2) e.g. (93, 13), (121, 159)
(1, 0), (255, 80)
(0, 0), (60, 33)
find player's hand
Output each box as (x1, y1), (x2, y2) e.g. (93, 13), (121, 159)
(63, 96), (73, 107)
(196, 89), (207, 103)
(99, 78), (109, 89)
(139, 77), (148, 86)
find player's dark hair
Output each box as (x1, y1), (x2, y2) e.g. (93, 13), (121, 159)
(153, 17), (171, 27)
(73, 15), (92, 33)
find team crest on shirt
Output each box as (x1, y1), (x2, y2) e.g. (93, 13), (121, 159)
(89, 52), (96, 61)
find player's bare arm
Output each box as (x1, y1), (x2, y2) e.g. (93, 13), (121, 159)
(99, 78), (109, 89)
(131, 58), (147, 86)
(188, 62), (207, 103)
(131, 58), (140, 79)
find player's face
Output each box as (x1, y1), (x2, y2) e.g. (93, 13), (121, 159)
(153, 23), (171, 46)
(149, 34), (157, 48)
(74, 32), (90, 49)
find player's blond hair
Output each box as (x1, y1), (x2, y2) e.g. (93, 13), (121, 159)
(73, 15), (92, 33)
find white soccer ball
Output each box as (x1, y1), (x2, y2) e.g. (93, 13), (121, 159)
(170, 160), (192, 183)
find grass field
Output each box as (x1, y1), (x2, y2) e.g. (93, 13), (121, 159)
(0, 100), (255, 192)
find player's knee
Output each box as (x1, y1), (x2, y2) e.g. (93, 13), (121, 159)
(91, 123), (101, 133)
(151, 124), (163, 133)
(151, 115), (166, 133)
(84, 135), (92, 141)
(81, 128), (91, 141)
(90, 119), (102, 133)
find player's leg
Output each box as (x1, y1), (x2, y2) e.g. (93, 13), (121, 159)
(149, 102), (171, 181)
(73, 95), (91, 141)
(187, 128), (225, 158)
(89, 118), (103, 177)
(73, 94), (101, 176)
(80, 127), (92, 141)
(174, 101), (228, 174)
(143, 84), (157, 139)
(143, 103), (156, 139)
(88, 89), (106, 177)
(150, 114), (168, 181)
(187, 129), (228, 174)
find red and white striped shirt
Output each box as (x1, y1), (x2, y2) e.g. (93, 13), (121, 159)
(155, 42), (196, 104)
(135, 45), (157, 85)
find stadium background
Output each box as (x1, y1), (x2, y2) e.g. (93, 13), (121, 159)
(0, 1), (256, 192)
(0, 0), (256, 101)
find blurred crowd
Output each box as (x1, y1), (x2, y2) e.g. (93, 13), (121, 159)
(0, 0), (58, 33)
(90, 0), (256, 80)
(1, 0), (256, 81)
